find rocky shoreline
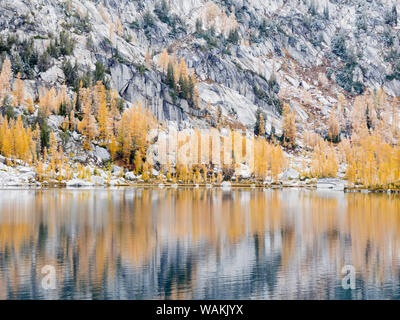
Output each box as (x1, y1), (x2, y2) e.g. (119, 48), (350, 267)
(0, 155), (398, 193)
(1, 171), (398, 195)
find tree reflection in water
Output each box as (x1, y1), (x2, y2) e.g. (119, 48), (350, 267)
(0, 188), (399, 300)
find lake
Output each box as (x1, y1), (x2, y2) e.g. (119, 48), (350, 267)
(0, 187), (399, 300)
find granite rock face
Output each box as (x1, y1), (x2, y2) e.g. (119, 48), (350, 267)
(1, 0), (399, 131)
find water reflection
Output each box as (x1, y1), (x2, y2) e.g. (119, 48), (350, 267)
(0, 188), (399, 299)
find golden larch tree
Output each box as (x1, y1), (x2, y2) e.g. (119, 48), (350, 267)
(78, 103), (98, 150)
(97, 95), (110, 143)
(282, 103), (296, 148)
(327, 109), (340, 142)
(13, 72), (25, 106)
(0, 57), (12, 103)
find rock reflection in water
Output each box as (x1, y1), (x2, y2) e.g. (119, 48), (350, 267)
(0, 188), (399, 300)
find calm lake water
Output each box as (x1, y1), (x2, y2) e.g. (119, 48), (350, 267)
(0, 187), (399, 300)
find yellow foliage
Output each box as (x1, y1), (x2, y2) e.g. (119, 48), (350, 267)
(78, 102), (98, 150)
(142, 162), (150, 182)
(109, 135), (117, 161)
(26, 96), (34, 114)
(327, 109), (340, 142)
(311, 140), (338, 178)
(345, 131), (400, 188)
(117, 103), (156, 165)
(282, 103), (296, 148)
(0, 116), (38, 163)
(97, 92), (110, 142)
(13, 72), (25, 106)
(0, 57), (12, 103)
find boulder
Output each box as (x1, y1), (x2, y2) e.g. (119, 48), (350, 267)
(95, 146), (111, 162)
(66, 179), (93, 187)
(112, 165), (123, 175)
(91, 176), (106, 185)
(16, 166), (33, 174)
(47, 115), (64, 130)
(125, 171), (136, 180)
(280, 168), (300, 180)
(317, 179), (346, 191)
(236, 163), (251, 179)
(73, 155), (88, 163)
(40, 65), (63, 83)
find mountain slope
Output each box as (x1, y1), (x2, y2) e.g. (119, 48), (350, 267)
(0, 0), (399, 189)
(1, 0), (399, 131)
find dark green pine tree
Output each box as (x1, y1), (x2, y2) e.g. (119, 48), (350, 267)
(254, 108), (266, 136)
(187, 74), (195, 107)
(166, 62), (178, 102)
(75, 87), (81, 112)
(166, 62), (175, 89)
(366, 105), (372, 130)
(178, 74), (189, 100)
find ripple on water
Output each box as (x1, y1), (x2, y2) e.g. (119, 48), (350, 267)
(0, 188), (399, 299)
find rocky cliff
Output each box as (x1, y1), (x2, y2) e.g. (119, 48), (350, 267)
(1, 0), (400, 134)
